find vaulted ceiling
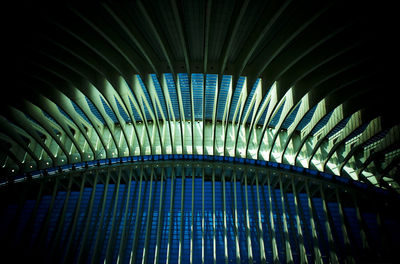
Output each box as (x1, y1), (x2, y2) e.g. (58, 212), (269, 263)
(2, 0), (399, 191)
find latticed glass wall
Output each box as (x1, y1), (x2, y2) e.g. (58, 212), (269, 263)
(1, 161), (399, 263)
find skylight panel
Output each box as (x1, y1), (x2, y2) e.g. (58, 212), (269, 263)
(216, 75), (231, 121)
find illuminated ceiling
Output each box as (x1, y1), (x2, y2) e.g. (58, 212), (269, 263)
(1, 0), (399, 190)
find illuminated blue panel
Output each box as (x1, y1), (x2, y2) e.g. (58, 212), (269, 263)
(327, 202), (346, 258)
(178, 73), (191, 120)
(296, 105), (317, 131)
(284, 193), (300, 259)
(246, 106), (255, 124)
(343, 207), (362, 249)
(327, 116), (350, 138)
(361, 129), (389, 148)
(9, 167), (397, 263)
(164, 73), (180, 119)
(115, 97), (131, 123)
(241, 79), (260, 123)
(298, 193), (315, 262)
(73, 99), (95, 124)
(257, 100), (270, 126)
(271, 189), (286, 262)
(345, 122), (369, 143)
(192, 73), (204, 121)
(310, 110), (334, 135)
(83, 97), (105, 124)
(128, 97), (142, 122)
(42, 110), (56, 124)
(228, 77), (245, 122)
(205, 74), (217, 120)
(42, 110), (60, 134)
(57, 106), (74, 123)
(150, 74), (168, 119)
(281, 102), (302, 130)
(216, 75), (231, 121)
(269, 101), (286, 128)
(100, 96), (119, 123)
(312, 198), (329, 260)
(137, 75), (153, 121)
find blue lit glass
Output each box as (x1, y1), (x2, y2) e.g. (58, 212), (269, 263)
(228, 77), (245, 122)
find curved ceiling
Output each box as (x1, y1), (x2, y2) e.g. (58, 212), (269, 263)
(2, 1), (399, 190)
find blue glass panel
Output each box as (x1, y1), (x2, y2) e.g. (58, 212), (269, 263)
(241, 79), (260, 123)
(269, 102), (286, 128)
(361, 129), (389, 148)
(228, 77), (245, 122)
(344, 122), (369, 144)
(257, 100), (271, 126)
(178, 73), (191, 120)
(205, 74), (218, 120)
(164, 73), (180, 119)
(115, 97), (131, 123)
(150, 74), (168, 119)
(128, 97), (142, 122)
(192, 73), (204, 120)
(137, 75), (153, 121)
(84, 97), (105, 124)
(327, 202), (345, 259)
(296, 105), (317, 131)
(72, 100), (93, 124)
(57, 106), (74, 123)
(216, 75), (231, 121)
(298, 193), (314, 262)
(312, 198), (329, 260)
(100, 96), (118, 123)
(327, 116), (350, 138)
(281, 102), (302, 129)
(310, 110), (334, 135)
(343, 207), (362, 249)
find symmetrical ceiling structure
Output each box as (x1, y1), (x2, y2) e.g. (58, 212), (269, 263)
(2, 1), (399, 191)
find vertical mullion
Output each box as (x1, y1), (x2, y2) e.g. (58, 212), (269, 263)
(129, 167), (144, 264)
(233, 171), (241, 264)
(353, 194), (369, 251)
(116, 169), (133, 264)
(201, 168), (205, 264)
(278, 176), (293, 262)
(166, 168), (175, 264)
(244, 172), (253, 263)
(222, 172), (228, 264)
(85, 174), (109, 264)
(266, 175), (279, 263)
(104, 169), (122, 263)
(291, 178), (308, 263)
(77, 172), (99, 263)
(335, 189), (354, 262)
(36, 178), (59, 250)
(91, 170), (112, 264)
(154, 168), (165, 264)
(190, 167), (195, 264)
(48, 177), (74, 263)
(212, 169), (216, 264)
(178, 167), (185, 264)
(319, 185), (338, 263)
(202, 74), (206, 155)
(255, 173), (267, 264)
(142, 168), (155, 263)
(62, 174), (87, 264)
(304, 181), (322, 263)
